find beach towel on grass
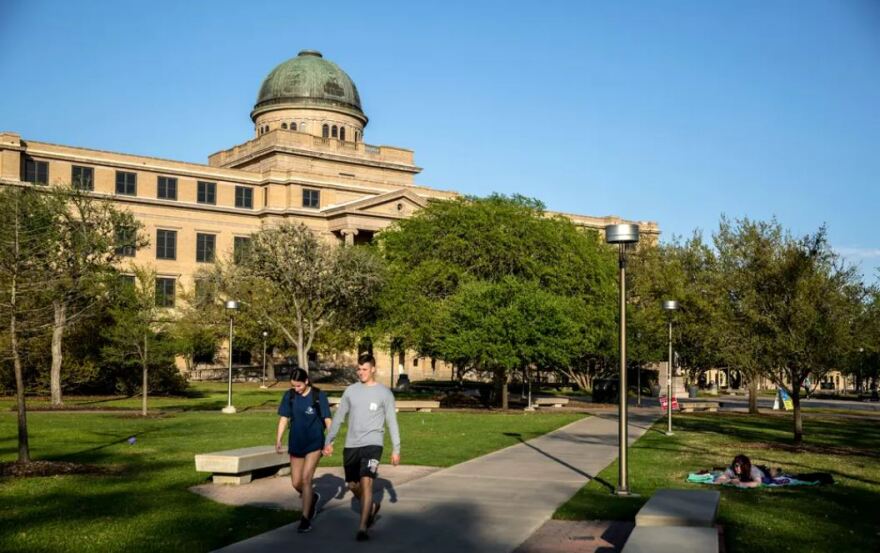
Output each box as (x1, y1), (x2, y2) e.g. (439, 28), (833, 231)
(687, 471), (822, 487)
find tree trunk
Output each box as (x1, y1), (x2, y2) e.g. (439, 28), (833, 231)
(12, 311), (31, 463)
(142, 335), (148, 417)
(297, 326), (308, 371)
(497, 369), (509, 410)
(747, 378), (759, 414)
(791, 379), (803, 444)
(267, 351), (276, 381)
(51, 301), (66, 406)
(11, 204), (31, 463)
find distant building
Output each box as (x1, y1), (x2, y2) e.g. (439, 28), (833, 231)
(0, 50), (658, 383)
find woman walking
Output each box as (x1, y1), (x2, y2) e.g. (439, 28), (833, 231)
(275, 368), (332, 533)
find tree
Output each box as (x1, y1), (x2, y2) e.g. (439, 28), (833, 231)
(45, 185), (144, 406)
(216, 223), (384, 370)
(715, 218), (860, 442)
(101, 267), (177, 416)
(376, 194), (617, 408)
(0, 187), (58, 462)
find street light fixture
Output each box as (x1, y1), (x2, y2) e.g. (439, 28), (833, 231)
(222, 300), (239, 414)
(605, 223), (639, 496)
(662, 300), (679, 435)
(260, 330), (269, 389)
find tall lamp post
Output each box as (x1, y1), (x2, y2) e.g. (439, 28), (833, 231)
(605, 223), (639, 496)
(260, 330), (269, 389)
(222, 300), (239, 414)
(662, 300), (679, 435)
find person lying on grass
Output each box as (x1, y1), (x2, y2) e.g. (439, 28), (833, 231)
(713, 454), (768, 488)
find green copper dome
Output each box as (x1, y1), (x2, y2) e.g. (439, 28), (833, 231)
(251, 50), (366, 124)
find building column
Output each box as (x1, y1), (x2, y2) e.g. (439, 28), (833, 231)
(341, 228), (359, 246)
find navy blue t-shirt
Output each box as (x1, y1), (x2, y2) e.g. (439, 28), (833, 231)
(278, 389), (331, 456)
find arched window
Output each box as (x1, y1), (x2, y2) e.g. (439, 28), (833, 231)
(322, 124), (329, 138)
(340, 127), (346, 141)
(281, 122), (287, 129)
(290, 122), (297, 131)
(331, 125), (338, 138)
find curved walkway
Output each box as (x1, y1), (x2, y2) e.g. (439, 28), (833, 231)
(214, 409), (659, 553)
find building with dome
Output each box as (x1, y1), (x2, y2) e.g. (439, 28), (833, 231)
(0, 50), (659, 382)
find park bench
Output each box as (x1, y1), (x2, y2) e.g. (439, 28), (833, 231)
(533, 397), (570, 408)
(679, 401), (719, 413)
(623, 489), (720, 553)
(194, 445), (289, 485)
(328, 397), (440, 412)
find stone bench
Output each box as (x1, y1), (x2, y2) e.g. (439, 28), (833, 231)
(534, 397), (570, 408)
(623, 489), (721, 553)
(328, 397), (440, 412)
(680, 401), (719, 413)
(194, 445), (289, 485)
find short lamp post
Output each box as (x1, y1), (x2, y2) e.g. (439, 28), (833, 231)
(662, 300), (679, 435)
(260, 330), (269, 389)
(222, 300), (239, 414)
(605, 223), (639, 496)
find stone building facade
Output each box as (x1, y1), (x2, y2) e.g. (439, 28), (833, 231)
(0, 50), (659, 385)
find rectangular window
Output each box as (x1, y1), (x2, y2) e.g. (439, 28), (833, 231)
(119, 274), (136, 289)
(197, 181), (216, 204)
(22, 157), (49, 185)
(115, 227), (137, 257)
(302, 188), (320, 209)
(157, 176), (177, 200)
(156, 229), (177, 260)
(235, 186), (253, 209)
(155, 277), (176, 308)
(196, 233), (216, 263)
(71, 165), (94, 190)
(194, 278), (214, 306)
(115, 171), (137, 195)
(233, 236), (251, 265)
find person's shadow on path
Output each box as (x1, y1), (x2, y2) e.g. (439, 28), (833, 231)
(310, 473), (398, 517)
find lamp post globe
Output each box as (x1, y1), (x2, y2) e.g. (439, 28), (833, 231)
(662, 300), (679, 435)
(222, 300), (240, 414)
(604, 223), (639, 496)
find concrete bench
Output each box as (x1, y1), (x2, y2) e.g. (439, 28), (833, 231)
(622, 527), (719, 553)
(636, 489), (720, 527)
(680, 401), (719, 413)
(534, 397), (570, 408)
(195, 445), (289, 485)
(623, 489), (721, 553)
(328, 397), (440, 412)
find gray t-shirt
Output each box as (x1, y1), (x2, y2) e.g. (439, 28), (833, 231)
(325, 382), (401, 455)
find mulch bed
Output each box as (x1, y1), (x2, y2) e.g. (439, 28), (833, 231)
(0, 460), (126, 478)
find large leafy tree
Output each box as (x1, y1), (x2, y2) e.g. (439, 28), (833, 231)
(101, 267), (178, 416)
(376, 194), (617, 408)
(214, 223), (384, 370)
(630, 232), (724, 396)
(715, 218), (861, 442)
(46, 185), (144, 406)
(0, 187), (58, 462)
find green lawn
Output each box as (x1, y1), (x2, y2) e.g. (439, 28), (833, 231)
(0, 409), (583, 552)
(555, 413), (880, 553)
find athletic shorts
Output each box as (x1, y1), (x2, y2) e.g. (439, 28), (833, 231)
(343, 445), (383, 483)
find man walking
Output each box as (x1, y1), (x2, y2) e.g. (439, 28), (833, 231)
(323, 353), (401, 541)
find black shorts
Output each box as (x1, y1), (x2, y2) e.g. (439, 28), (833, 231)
(343, 445), (383, 483)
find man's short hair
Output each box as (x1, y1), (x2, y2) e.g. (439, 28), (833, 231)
(358, 353), (376, 367)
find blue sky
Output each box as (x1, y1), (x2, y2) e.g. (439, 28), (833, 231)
(2, 1), (878, 280)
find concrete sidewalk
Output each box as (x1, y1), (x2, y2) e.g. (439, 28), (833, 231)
(213, 409), (660, 553)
